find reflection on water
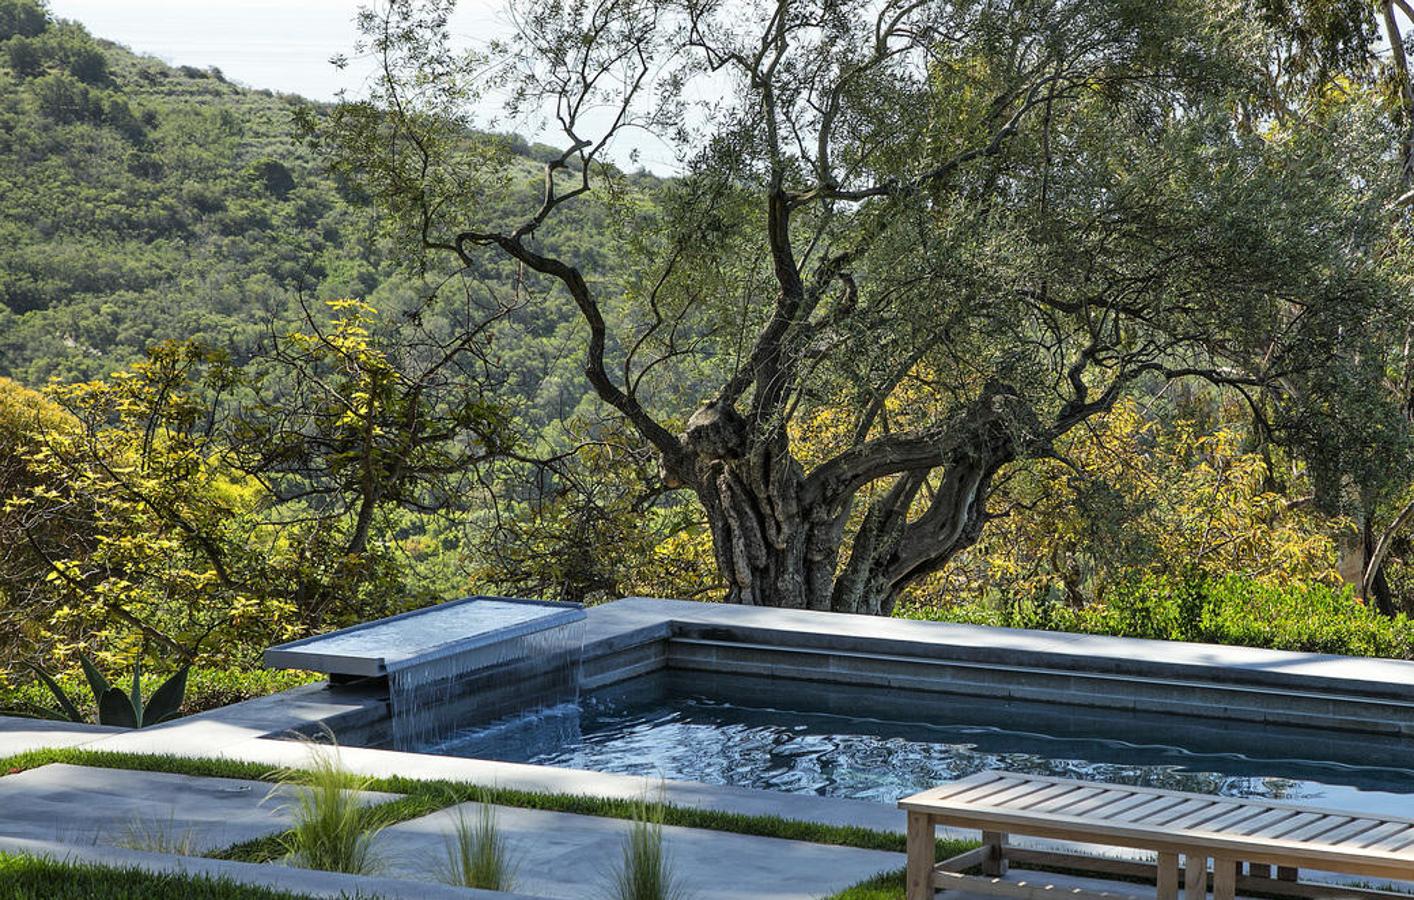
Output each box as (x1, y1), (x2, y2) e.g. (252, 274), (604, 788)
(424, 671), (1414, 814)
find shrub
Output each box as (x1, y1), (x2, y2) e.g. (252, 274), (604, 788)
(607, 794), (689, 900)
(0, 666), (319, 721)
(900, 571), (1414, 660)
(0, 0), (46, 40)
(440, 797), (516, 890)
(271, 741), (387, 874)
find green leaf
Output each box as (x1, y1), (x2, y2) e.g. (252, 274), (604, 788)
(78, 653), (111, 703)
(24, 663), (86, 724)
(96, 687), (138, 728)
(142, 665), (189, 726)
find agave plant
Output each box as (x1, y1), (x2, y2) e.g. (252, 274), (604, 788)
(28, 652), (189, 728)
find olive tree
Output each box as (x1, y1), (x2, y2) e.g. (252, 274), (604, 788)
(320, 0), (1403, 614)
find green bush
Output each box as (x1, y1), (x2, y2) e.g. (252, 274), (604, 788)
(0, 666), (319, 721)
(607, 795), (689, 900)
(272, 742), (390, 874)
(0, 853), (312, 899)
(900, 572), (1414, 659)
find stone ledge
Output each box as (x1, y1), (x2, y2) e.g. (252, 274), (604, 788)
(596, 596), (1414, 703)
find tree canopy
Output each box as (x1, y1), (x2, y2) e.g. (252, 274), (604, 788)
(316, 0), (1412, 613)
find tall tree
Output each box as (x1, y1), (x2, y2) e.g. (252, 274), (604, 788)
(320, 0), (1404, 614)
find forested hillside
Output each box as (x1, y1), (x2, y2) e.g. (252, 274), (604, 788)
(5, 0), (1414, 721)
(0, 2), (622, 421)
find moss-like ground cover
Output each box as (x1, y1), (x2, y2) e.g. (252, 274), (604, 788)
(0, 852), (316, 899)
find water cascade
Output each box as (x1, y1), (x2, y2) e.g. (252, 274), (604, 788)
(264, 596), (587, 750)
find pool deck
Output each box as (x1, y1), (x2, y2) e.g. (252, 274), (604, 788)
(5, 598), (1414, 897)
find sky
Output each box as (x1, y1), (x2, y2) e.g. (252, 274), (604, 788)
(46, 0), (681, 172)
(48, 1), (502, 102)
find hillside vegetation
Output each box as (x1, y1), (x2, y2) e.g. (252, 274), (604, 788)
(4, 0), (1414, 717)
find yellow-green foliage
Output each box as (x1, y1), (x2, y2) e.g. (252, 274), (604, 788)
(0, 329), (441, 681)
(915, 394), (1344, 611)
(901, 572), (1414, 660)
(0, 343), (300, 671)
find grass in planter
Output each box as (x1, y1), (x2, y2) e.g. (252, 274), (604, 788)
(0, 746), (977, 864)
(0, 852), (315, 899)
(268, 744), (392, 874)
(607, 793), (689, 900)
(439, 796), (518, 891)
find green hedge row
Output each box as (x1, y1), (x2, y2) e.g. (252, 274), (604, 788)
(0, 666), (319, 721)
(902, 573), (1414, 659)
(0, 853), (312, 899)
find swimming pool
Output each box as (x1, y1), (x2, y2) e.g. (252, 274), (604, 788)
(415, 670), (1414, 815)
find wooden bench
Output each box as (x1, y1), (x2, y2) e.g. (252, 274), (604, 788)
(899, 771), (1414, 900)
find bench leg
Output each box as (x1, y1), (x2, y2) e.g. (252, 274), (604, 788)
(905, 812), (935, 900)
(1213, 857), (1238, 900)
(1184, 852), (1207, 900)
(981, 831), (1008, 877)
(1158, 851), (1179, 900)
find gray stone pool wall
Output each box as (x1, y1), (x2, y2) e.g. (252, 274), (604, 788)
(239, 595), (1414, 746)
(576, 598), (1414, 737)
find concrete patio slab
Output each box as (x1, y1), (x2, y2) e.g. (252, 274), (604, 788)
(0, 835), (546, 899)
(0, 762), (397, 853)
(370, 800), (902, 900)
(0, 715), (123, 756)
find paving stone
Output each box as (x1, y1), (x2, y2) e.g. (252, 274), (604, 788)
(0, 716), (123, 757)
(0, 835), (546, 899)
(0, 762), (396, 853)
(370, 801), (902, 900)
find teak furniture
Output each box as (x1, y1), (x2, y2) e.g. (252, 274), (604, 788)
(899, 771), (1414, 900)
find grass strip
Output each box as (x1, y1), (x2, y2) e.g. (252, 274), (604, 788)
(0, 851), (315, 899)
(825, 868), (906, 899)
(0, 747), (976, 865)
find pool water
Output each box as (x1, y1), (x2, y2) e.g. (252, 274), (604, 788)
(422, 670), (1414, 814)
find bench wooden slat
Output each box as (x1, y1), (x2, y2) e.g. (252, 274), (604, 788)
(1232, 808), (1305, 836)
(1030, 786), (1105, 814)
(1280, 814), (1352, 842)
(951, 775), (1030, 805)
(1307, 818), (1385, 847)
(1085, 792), (1161, 821)
(1347, 821), (1412, 849)
(1011, 783), (1085, 810)
(1255, 811), (1325, 840)
(1140, 797), (1211, 826)
(1057, 792), (1142, 820)
(1195, 804), (1271, 833)
(899, 771), (1414, 896)
(906, 770), (1414, 826)
(986, 780), (1064, 808)
(1164, 800), (1243, 830)
(1365, 826), (1414, 854)
(928, 771), (1001, 801)
(1108, 796), (1188, 824)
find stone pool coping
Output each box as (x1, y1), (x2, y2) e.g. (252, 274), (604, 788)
(589, 597), (1414, 699)
(574, 598), (1414, 737)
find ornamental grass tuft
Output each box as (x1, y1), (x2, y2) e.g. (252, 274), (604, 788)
(269, 740), (385, 874)
(439, 794), (517, 891)
(607, 792), (690, 900)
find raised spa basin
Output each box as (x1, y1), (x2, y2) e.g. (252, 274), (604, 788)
(263, 595), (586, 679)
